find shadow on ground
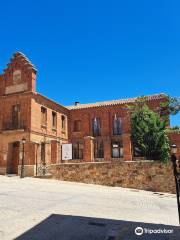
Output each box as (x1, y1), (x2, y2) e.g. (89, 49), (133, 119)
(15, 214), (180, 240)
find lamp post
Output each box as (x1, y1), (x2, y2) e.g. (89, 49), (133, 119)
(170, 144), (180, 224)
(20, 138), (26, 178)
(34, 142), (40, 176)
(42, 140), (50, 176)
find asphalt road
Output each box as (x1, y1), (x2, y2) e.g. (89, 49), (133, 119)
(0, 176), (179, 240)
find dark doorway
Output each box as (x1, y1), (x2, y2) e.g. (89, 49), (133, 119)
(7, 142), (20, 174)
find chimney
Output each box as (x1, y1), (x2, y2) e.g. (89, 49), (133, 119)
(75, 101), (80, 106)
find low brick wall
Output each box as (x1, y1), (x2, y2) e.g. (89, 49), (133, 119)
(50, 161), (176, 193)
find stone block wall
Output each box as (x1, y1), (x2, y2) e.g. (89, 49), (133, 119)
(50, 161), (176, 193)
(18, 165), (34, 177)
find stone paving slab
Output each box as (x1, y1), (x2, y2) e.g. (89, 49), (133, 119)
(0, 176), (179, 240)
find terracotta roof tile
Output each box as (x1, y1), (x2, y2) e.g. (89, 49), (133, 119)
(67, 93), (167, 110)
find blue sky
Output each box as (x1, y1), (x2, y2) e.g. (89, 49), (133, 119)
(0, 0), (179, 126)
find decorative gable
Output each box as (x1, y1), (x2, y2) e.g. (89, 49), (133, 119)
(1, 52), (37, 95)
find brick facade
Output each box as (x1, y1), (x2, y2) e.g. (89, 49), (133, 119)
(169, 132), (180, 159)
(0, 52), (179, 176)
(0, 53), (69, 175)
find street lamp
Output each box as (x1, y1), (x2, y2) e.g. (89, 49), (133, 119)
(34, 142), (40, 176)
(20, 138), (26, 178)
(170, 144), (180, 224)
(171, 144), (177, 155)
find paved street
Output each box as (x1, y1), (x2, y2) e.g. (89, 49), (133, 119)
(0, 175), (179, 240)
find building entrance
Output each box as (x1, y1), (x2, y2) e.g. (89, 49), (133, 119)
(7, 142), (20, 174)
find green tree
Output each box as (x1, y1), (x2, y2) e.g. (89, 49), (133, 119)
(160, 96), (180, 117)
(128, 97), (170, 162)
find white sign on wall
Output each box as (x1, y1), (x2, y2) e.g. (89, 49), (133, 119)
(62, 144), (72, 160)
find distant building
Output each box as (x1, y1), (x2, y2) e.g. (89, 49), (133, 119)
(0, 52), (179, 176)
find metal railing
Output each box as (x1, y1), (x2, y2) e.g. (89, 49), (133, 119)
(171, 154), (180, 225)
(2, 121), (26, 131)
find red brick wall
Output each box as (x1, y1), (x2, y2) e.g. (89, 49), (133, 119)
(31, 94), (69, 140)
(0, 53), (69, 174)
(0, 93), (32, 132)
(24, 142), (36, 165)
(68, 98), (167, 161)
(169, 132), (180, 159)
(0, 52), (176, 174)
(68, 104), (131, 140)
(51, 140), (61, 164)
(0, 74), (5, 96)
(0, 52), (36, 95)
(68, 105), (131, 160)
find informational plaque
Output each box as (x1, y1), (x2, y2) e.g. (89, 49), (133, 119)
(62, 144), (72, 160)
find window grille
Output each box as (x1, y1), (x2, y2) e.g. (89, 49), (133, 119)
(111, 140), (123, 158)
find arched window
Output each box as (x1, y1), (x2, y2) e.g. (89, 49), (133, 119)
(111, 141), (123, 158)
(113, 114), (122, 135)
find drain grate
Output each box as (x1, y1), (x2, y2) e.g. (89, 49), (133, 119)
(88, 221), (106, 227)
(153, 192), (164, 196)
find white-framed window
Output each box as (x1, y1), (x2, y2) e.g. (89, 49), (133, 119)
(111, 141), (123, 158)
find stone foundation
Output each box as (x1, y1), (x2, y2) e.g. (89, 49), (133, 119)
(50, 161), (176, 193)
(18, 165), (35, 177)
(0, 167), (6, 175)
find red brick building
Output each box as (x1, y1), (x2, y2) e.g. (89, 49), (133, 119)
(0, 52), (179, 176)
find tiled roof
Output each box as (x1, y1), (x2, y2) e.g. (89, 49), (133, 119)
(67, 93), (167, 110)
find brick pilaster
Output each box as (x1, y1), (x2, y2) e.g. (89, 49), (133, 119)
(84, 136), (94, 162)
(122, 134), (132, 161)
(51, 140), (61, 164)
(104, 137), (111, 161)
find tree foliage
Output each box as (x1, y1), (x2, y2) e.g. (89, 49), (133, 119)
(160, 96), (180, 117)
(128, 97), (170, 162)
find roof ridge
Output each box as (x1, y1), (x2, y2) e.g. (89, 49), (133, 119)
(67, 93), (167, 110)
